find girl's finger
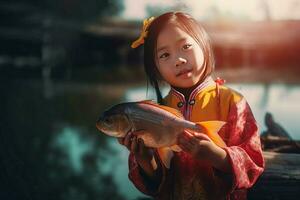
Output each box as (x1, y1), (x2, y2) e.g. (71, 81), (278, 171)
(179, 142), (192, 153)
(124, 132), (133, 149)
(131, 136), (138, 153)
(193, 132), (211, 141)
(179, 133), (194, 145)
(189, 137), (200, 146)
(137, 138), (144, 155)
(178, 136), (193, 150)
(178, 131), (191, 142)
(183, 130), (194, 137)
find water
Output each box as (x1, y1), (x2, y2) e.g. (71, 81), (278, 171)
(1, 79), (299, 200)
(0, 80), (146, 200)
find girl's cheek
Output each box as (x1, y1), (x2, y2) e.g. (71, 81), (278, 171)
(156, 65), (164, 74)
(163, 60), (173, 70)
(158, 61), (168, 71)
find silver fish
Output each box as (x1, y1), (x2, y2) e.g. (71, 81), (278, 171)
(96, 100), (226, 168)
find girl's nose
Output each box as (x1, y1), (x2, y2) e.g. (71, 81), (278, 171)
(175, 57), (187, 67)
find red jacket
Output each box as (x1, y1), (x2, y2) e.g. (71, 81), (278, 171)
(128, 77), (265, 199)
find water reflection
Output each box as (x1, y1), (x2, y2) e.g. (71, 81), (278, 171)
(51, 125), (146, 200)
(52, 126), (93, 173)
(0, 80), (146, 200)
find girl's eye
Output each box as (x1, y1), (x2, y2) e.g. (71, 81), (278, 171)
(183, 44), (192, 50)
(159, 53), (169, 59)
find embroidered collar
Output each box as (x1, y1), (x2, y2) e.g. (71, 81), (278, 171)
(170, 76), (216, 101)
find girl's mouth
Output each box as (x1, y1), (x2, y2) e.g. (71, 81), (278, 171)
(176, 69), (193, 78)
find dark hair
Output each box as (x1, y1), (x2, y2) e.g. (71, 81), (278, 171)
(143, 11), (215, 104)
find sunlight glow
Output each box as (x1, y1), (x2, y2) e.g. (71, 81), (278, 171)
(122, 0), (300, 21)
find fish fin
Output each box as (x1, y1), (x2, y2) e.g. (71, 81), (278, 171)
(195, 121), (227, 148)
(139, 100), (184, 118)
(157, 147), (174, 169)
(170, 145), (182, 152)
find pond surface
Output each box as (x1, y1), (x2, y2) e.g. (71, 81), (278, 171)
(1, 79), (299, 200)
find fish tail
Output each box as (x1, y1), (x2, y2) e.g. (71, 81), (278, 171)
(195, 121), (227, 148)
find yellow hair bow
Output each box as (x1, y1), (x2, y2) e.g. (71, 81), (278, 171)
(131, 17), (155, 48)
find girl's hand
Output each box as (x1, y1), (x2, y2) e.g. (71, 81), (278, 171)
(118, 130), (161, 181)
(118, 130), (155, 165)
(178, 130), (215, 161)
(178, 130), (230, 172)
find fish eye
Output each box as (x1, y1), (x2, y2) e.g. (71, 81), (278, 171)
(104, 118), (112, 124)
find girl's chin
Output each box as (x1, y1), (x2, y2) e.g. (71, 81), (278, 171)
(173, 80), (197, 88)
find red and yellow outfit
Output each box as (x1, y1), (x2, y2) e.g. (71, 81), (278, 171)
(128, 77), (265, 200)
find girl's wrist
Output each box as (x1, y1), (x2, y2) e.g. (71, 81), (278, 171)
(137, 153), (159, 173)
(209, 145), (231, 172)
(137, 155), (162, 183)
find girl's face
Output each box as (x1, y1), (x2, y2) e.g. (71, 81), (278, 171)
(155, 23), (205, 88)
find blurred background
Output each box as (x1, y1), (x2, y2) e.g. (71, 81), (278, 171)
(1, 0), (300, 199)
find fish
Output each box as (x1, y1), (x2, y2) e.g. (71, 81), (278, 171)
(96, 100), (226, 168)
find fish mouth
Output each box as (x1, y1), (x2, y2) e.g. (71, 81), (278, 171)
(96, 113), (108, 131)
(95, 116), (104, 131)
(176, 68), (193, 77)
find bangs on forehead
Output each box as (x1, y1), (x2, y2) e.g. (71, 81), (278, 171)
(156, 17), (206, 51)
(155, 20), (198, 46)
(174, 18), (205, 49)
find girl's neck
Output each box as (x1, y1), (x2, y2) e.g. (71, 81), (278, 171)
(173, 84), (198, 101)
(172, 76), (213, 101)
(173, 77), (206, 101)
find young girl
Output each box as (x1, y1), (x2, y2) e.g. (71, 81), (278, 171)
(118, 12), (264, 200)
